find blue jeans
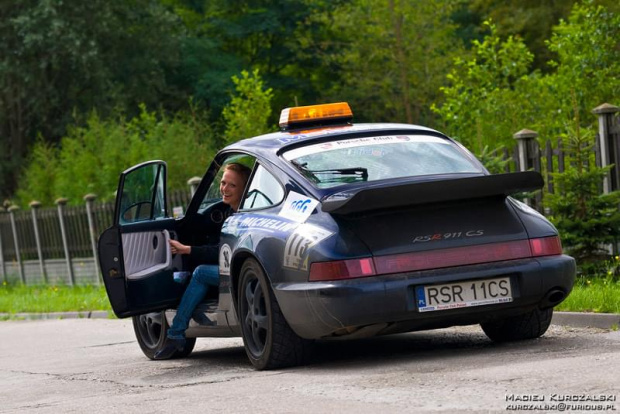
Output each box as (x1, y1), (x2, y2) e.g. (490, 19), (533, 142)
(167, 264), (219, 340)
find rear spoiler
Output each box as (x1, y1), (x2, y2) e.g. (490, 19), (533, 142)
(321, 171), (543, 215)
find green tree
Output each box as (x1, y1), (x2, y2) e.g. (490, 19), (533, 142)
(465, 0), (577, 71)
(544, 1), (620, 131)
(222, 70), (274, 145)
(305, 0), (465, 125)
(433, 1), (620, 152)
(16, 107), (215, 206)
(166, 0), (332, 120)
(431, 21), (535, 152)
(545, 125), (620, 269)
(0, 0), (185, 199)
(14, 138), (59, 206)
(463, 0), (620, 71)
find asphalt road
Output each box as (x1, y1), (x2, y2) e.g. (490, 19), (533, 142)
(1, 319), (618, 413)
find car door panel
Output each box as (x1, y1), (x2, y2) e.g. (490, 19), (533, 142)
(100, 221), (187, 318)
(122, 229), (171, 280)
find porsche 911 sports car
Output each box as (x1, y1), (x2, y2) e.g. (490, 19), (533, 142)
(98, 102), (576, 370)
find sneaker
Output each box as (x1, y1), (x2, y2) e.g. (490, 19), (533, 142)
(153, 338), (186, 360)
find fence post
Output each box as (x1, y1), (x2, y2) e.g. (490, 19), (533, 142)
(592, 103), (620, 194)
(0, 206), (6, 284)
(29, 201), (47, 284)
(56, 198), (75, 286)
(544, 140), (554, 194)
(513, 129), (539, 171)
(513, 129), (540, 208)
(8, 205), (25, 284)
(187, 176), (201, 197)
(84, 194), (101, 285)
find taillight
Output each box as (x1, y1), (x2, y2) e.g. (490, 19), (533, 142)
(308, 236), (563, 282)
(309, 258), (375, 281)
(373, 240), (532, 275)
(530, 236), (563, 256)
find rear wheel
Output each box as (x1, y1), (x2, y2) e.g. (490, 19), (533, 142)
(132, 311), (196, 359)
(481, 307), (553, 342)
(238, 258), (313, 370)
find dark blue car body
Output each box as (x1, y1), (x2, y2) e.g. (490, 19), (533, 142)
(99, 104), (576, 369)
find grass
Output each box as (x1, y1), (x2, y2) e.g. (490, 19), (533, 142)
(0, 282), (112, 315)
(0, 277), (619, 317)
(556, 277), (620, 314)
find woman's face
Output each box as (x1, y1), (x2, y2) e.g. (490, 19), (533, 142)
(219, 169), (245, 210)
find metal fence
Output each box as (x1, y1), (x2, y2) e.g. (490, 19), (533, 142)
(0, 188), (192, 285)
(493, 104), (620, 210)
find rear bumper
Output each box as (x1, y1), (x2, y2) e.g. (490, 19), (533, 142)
(274, 255), (576, 339)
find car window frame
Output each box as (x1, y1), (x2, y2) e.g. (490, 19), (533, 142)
(238, 161), (286, 212)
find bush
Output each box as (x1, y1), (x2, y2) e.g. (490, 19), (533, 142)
(16, 106), (217, 206)
(222, 69), (274, 145)
(545, 125), (620, 272)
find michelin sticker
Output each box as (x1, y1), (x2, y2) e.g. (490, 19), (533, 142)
(223, 214), (298, 237)
(219, 244), (232, 276)
(279, 191), (319, 223)
(283, 223), (333, 271)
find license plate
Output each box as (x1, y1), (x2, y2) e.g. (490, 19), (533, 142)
(416, 277), (512, 312)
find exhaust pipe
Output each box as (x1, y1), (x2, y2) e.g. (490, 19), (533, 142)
(540, 288), (567, 309)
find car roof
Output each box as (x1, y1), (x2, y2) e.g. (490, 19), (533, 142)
(218, 120), (469, 200)
(222, 122), (448, 160)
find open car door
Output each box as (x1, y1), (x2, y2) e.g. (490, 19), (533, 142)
(98, 161), (185, 318)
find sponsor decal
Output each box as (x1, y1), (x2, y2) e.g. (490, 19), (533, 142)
(282, 134), (443, 160)
(283, 224), (333, 271)
(412, 230), (484, 243)
(348, 147), (387, 157)
(279, 191), (319, 223)
(219, 244), (232, 276)
(223, 214), (299, 236)
(278, 134), (309, 144)
(278, 127), (348, 144)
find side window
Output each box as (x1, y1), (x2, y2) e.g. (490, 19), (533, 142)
(198, 155), (256, 212)
(118, 162), (166, 225)
(241, 165), (284, 210)
(201, 168), (224, 210)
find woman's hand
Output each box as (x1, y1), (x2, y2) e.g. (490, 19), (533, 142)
(169, 239), (191, 255)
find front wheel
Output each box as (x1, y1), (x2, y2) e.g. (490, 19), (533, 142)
(238, 258), (313, 370)
(132, 311), (196, 359)
(481, 307), (553, 343)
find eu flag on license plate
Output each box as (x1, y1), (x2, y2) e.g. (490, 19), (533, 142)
(416, 286), (427, 307)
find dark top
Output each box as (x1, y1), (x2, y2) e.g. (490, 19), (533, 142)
(187, 205), (234, 265)
(189, 244), (220, 264)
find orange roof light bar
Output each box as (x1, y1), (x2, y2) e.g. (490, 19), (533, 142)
(279, 102), (353, 130)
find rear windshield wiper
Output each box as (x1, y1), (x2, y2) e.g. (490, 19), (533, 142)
(310, 167), (368, 181)
(291, 161), (368, 184)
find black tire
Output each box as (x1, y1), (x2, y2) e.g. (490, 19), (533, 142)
(481, 307), (553, 343)
(132, 311), (196, 359)
(238, 258), (313, 370)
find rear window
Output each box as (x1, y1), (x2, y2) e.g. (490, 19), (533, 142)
(283, 135), (483, 188)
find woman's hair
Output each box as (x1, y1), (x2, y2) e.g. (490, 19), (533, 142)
(224, 162), (252, 185)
